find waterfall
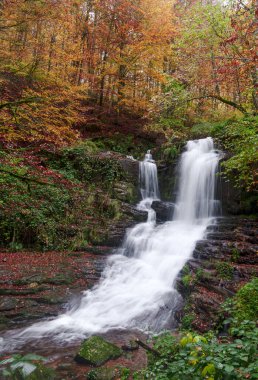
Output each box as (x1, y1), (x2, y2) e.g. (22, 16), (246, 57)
(0, 138), (221, 350)
(174, 137), (220, 222)
(139, 150), (160, 201)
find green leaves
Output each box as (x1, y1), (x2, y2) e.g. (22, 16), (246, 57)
(0, 353), (52, 379)
(214, 116), (258, 192)
(135, 308), (258, 380)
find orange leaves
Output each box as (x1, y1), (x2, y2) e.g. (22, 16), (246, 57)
(0, 76), (82, 147)
(0, 0), (177, 118)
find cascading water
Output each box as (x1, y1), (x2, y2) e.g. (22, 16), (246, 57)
(174, 138), (220, 221)
(0, 138), (221, 351)
(139, 150), (160, 201)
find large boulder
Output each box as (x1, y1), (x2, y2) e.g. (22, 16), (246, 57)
(151, 200), (175, 222)
(103, 204), (148, 247)
(74, 336), (123, 367)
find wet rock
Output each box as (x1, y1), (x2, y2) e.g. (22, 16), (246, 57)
(157, 161), (177, 202)
(35, 296), (67, 305)
(82, 246), (114, 255)
(75, 336), (123, 366)
(104, 226), (127, 247)
(0, 286), (48, 295)
(120, 203), (148, 222)
(103, 204), (147, 246)
(0, 314), (9, 330)
(14, 275), (46, 286)
(219, 169), (258, 215)
(45, 273), (74, 285)
(151, 201), (175, 222)
(23, 364), (56, 380)
(119, 157), (139, 183)
(20, 299), (39, 308)
(178, 216), (258, 332)
(0, 297), (18, 311)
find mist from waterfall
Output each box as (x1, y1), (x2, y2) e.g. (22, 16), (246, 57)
(0, 138), (221, 350)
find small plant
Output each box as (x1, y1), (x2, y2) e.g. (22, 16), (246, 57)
(0, 353), (56, 379)
(195, 268), (212, 283)
(181, 313), (195, 329)
(8, 242), (23, 252)
(163, 145), (179, 160)
(231, 248), (240, 262)
(182, 274), (192, 287)
(216, 262), (234, 280)
(234, 278), (258, 321)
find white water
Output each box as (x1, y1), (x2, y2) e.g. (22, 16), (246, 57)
(1, 138), (220, 350)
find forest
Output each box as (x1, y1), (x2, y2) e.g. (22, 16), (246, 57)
(0, 0), (257, 379)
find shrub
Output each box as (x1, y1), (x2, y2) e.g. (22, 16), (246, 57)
(134, 321), (258, 380)
(234, 278), (258, 321)
(0, 354), (56, 379)
(213, 116), (257, 192)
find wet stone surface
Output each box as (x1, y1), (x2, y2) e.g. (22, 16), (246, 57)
(0, 250), (149, 379)
(0, 250), (107, 331)
(176, 216), (258, 332)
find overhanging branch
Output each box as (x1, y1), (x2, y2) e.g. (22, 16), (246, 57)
(187, 94), (248, 114)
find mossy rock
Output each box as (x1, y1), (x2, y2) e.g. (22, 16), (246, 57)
(74, 336), (123, 367)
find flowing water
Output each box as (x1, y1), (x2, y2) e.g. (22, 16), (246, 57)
(0, 137), (221, 351)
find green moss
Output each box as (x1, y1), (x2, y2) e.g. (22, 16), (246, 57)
(216, 262), (234, 280)
(74, 336), (123, 367)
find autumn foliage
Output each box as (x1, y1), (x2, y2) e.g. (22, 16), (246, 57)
(0, 0), (257, 251)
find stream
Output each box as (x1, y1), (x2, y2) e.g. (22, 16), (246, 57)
(0, 137), (221, 356)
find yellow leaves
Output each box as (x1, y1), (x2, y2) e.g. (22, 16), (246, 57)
(180, 333), (207, 347)
(0, 78), (81, 147)
(1, 0), (176, 116)
(201, 363), (216, 378)
(180, 333), (194, 346)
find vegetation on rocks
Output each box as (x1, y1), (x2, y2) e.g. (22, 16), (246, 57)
(0, 142), (138, 250)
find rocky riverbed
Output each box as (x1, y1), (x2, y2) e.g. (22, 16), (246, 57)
(0, 249), (150, 379)
(0, 250), (108, 331)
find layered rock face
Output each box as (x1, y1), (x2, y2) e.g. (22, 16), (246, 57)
(176, 216), (258, 332)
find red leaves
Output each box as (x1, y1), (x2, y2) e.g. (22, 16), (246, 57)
(0, 148), (74, 189)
